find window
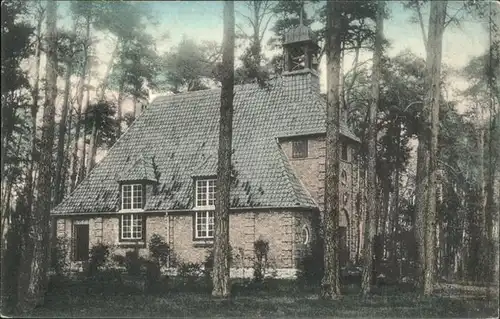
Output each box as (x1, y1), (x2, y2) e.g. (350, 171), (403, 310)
(196, 179), (216, 207)
(341, 170), (348, 186)
(302, 225), (310, 245)
(122, 184), (143, 210)
(341, 143), (349, 161)
(194, 179), (216, 240)
(292, 139), (308, 158)
(195, 211), (214, 239)
(343, 192), (349, 205)
(121, 214), (143, 240)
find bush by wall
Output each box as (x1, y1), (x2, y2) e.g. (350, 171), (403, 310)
(296, 238), (324, 287)
(149, 234), (171, 269)
(253, 239), (270, 283)
(50, 235), (70, 277)
(87, 243), (110, 277)
(124, 245), (144, 276)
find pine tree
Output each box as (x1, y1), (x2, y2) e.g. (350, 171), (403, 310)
(361, 0), (384, 295)
(212, 0), (235, 298)
(423, 0), (447, 296)
(321, 0), (342, 300)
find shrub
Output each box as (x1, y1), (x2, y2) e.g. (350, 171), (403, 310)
(177, 262), (204, 288)
(143, 259), (161, 291)
(297, 238), (324, 287)
(111, 254), (126, 267)
(125, 246), (144, 276)
(86, 268), (125, 294)
(253, 239), (269, 283)
(51, 235), (70, 276)
(88, 243), (110, 276)
(149, 234), (171, 268)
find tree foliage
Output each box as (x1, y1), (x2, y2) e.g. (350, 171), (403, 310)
(158, 37), (221, 93)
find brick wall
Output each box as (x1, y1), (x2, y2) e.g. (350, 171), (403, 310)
(280, 135), (362, 261)
(55, 209), (315, 271)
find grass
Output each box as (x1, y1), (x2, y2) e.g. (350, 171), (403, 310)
(26, 275), (498, 318)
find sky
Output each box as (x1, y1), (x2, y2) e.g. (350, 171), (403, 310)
(41, 0), (493, 121)
(143, 1), (491, 109)
(52, 1), (492, 103)
(40, 0), (493, 164)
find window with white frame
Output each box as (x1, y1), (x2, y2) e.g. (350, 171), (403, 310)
(196, 179), (216, 207)
(122, 184), (143, 210)
(302, 225), (310, 245)
(195, 211), (214, 239)
(194, 179), (216, 239)
(121, 214), (143, 240)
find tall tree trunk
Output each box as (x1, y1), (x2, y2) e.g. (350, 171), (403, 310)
(62, 99), (74, 199)
(116, 78), (125, 139)
(475, 105), (488, 281)
(86, 42), (119, 174)
(252, 0), (261, 67)
(423, 0), (447, 296)
(98, 43), (119, 101)
(414, 134), (428, 288)
(361, 0), (384, 295)
(87, 117), (97, 175)
(380, 179), (390, 258)
(54, 60), (73, 204)
(22, 0), (58, 310)
(78, 94), (88, 185)
(25, 5), (44, 214)
(133, 96), (138, 118)
(340, 43), (346, 120)
(212, 0), (234, 299)
(70, 14), (90, 192)
(321, 0), (343, 300)
(390, 123), (401, 278)
(486, 2), (500, 288)
(0, 134), (23, 250)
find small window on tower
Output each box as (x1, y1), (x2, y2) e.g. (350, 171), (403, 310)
(341, 143), (349, 161)
(292, 139), (308, 158)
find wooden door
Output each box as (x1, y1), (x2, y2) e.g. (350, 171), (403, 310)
(74, 224), (89, 261)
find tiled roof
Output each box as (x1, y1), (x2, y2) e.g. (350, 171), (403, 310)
(52, 71), (359, 215)
(118, 155), (157, 182)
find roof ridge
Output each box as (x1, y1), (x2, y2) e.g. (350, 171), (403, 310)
(151, 82), (262, 105)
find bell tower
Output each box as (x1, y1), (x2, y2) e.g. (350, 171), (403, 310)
(283, 16), (320, 73)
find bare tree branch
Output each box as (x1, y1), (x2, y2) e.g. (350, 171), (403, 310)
(416, 1), (428, 52)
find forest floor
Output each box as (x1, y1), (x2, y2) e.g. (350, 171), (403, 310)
(28, 277), (498, 318)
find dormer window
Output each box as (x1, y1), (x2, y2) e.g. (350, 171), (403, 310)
(196, 179), (216, 208)
(292, 139), (308, 158)
(121, 184), (143, 210)
(194, 179), (216, 240)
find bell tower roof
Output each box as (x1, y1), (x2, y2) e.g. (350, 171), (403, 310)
(284, 23), (319, 47)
